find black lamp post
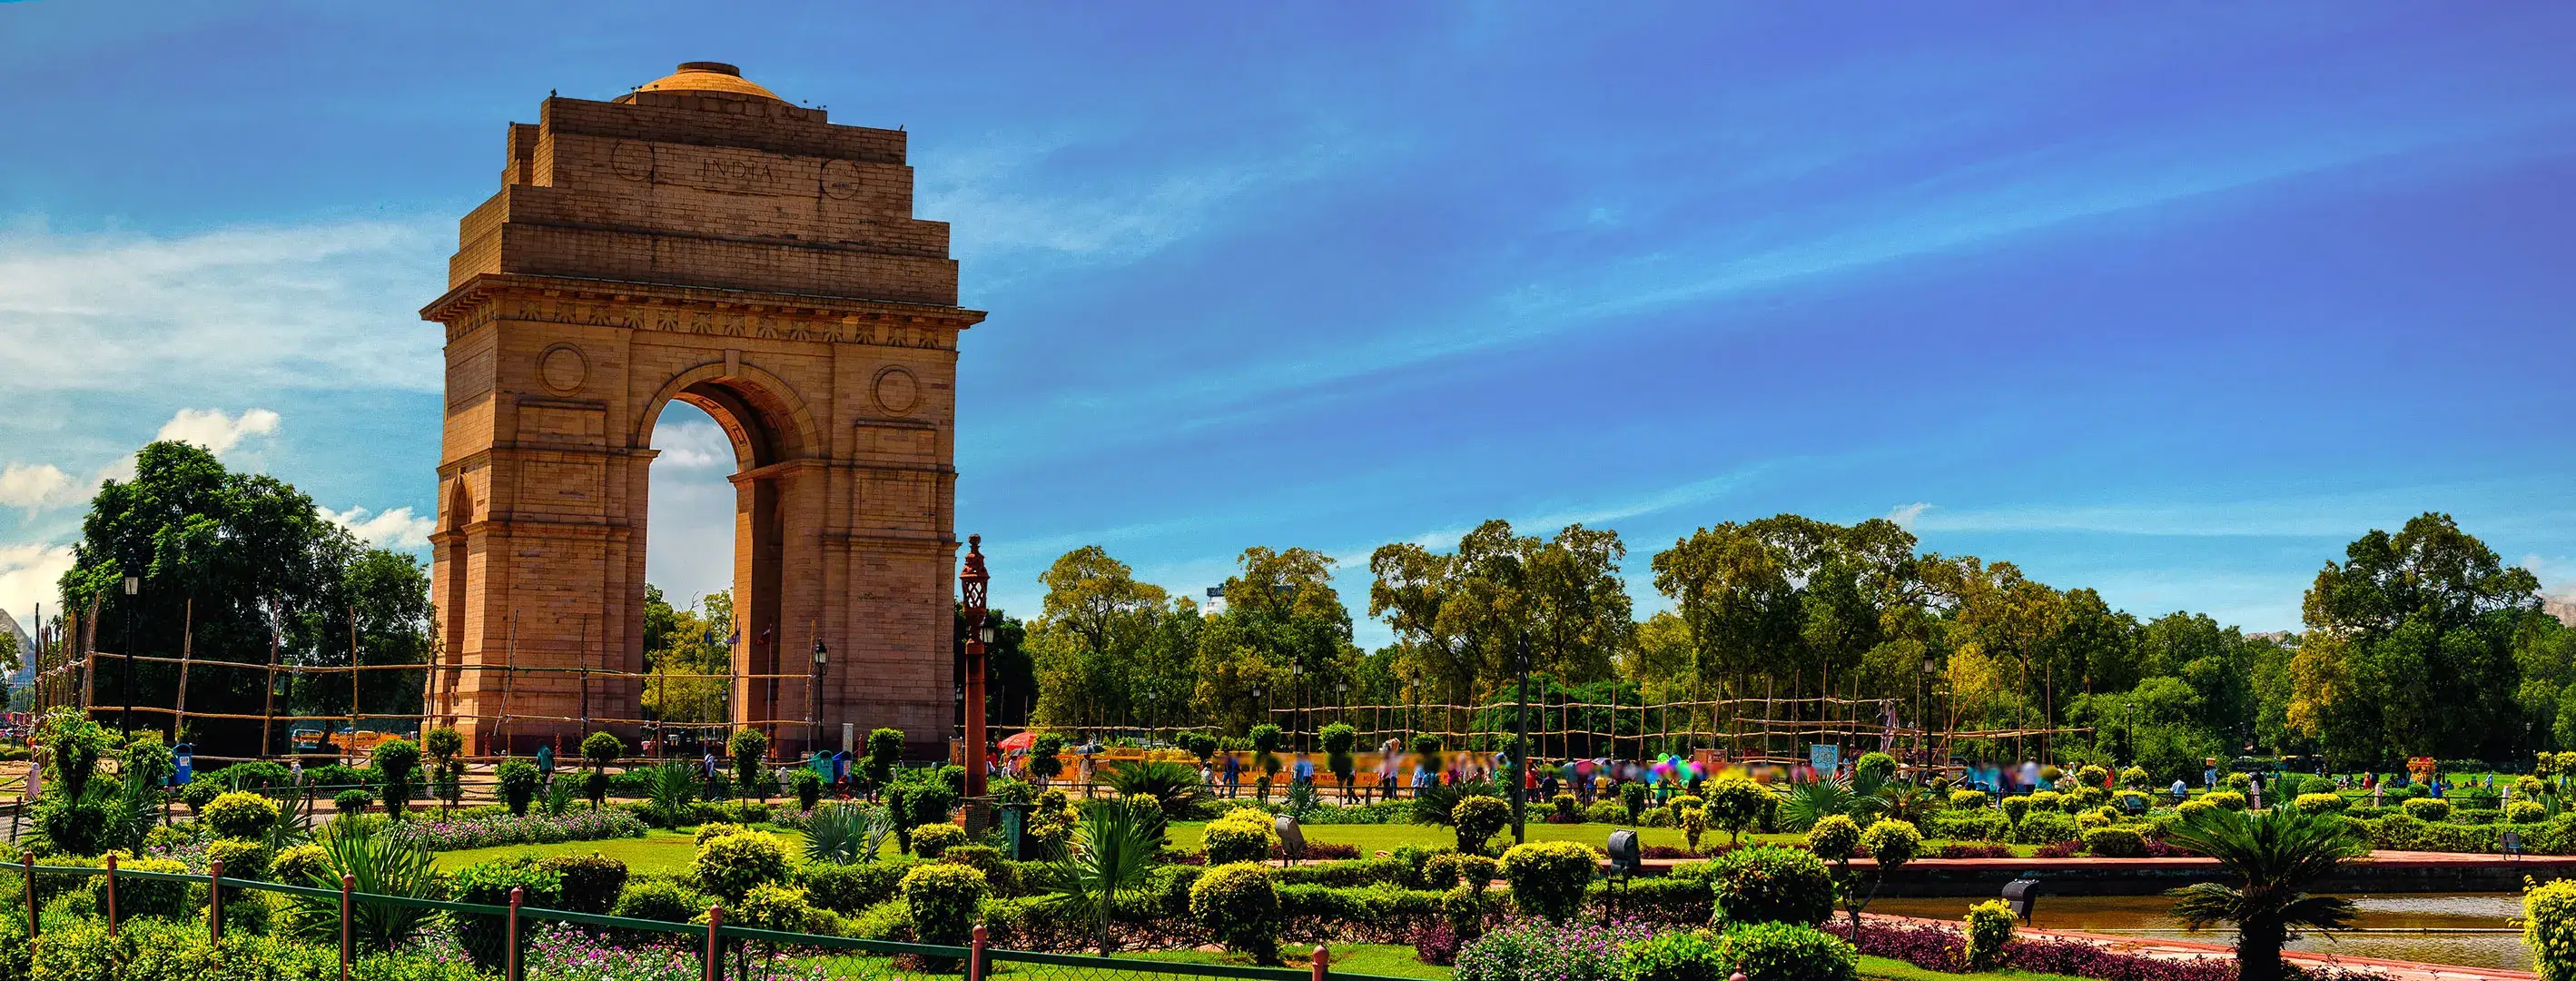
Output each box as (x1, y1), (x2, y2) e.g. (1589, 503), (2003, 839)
(1920, 653), (1937, 777)
(122, 575), (139, 736)
(2125, 703), (2137, 767)
(810, 637), (827, 758)
(1512, 635), (1531, 847)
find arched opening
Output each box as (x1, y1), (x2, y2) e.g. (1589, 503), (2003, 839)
(637, 370), (822, 758)
(643, 400), (739, 756)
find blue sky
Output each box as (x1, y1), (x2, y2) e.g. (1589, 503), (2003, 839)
(4, 3), (2573, 645)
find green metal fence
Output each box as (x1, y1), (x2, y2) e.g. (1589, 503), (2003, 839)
(8, 857), (1404, 981)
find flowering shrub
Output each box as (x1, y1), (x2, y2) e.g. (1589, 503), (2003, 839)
(1852, 919), (2240, 980)
(2531, 878), (2576, 981)
(1453, 918), (1656, 981)
(1963, 900), (2013, 970)
(381, 808), (646, 852)
(521, 921), (821, 981)
(1414, 920), (1464, 966)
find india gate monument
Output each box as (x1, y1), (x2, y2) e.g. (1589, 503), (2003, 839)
(420, 63), (981, 758)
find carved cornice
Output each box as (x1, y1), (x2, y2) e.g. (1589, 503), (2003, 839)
(421, 272), (986, 349)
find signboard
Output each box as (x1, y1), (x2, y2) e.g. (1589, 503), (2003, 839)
(1808, 744), (1841, 772)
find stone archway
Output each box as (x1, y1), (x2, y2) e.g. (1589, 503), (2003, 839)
(420, 63), (985, 758)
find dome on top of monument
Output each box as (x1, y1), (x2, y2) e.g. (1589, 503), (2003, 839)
(620, 62), (785, 104)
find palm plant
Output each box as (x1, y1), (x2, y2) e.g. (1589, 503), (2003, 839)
(2163, 805), (2366, 981)
(1871, 783), (1940, 827)
(1046, 798), (1165, 956)
(1779, 778), (1877, 832)
(803, 801), (891, 865)
(263, 786), (316, 852)
(645, 761), (699, 827)
(1101, 759), (1204, 818)
(286, 818), (440, 953)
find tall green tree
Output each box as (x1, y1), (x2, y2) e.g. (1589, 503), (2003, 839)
(1027, 547), (1195, 732)
(56, 441), (428, 754)
(2287, 513), (2539, 766)
(1193, 546), (1357, 738)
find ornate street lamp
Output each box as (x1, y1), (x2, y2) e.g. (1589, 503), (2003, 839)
(122, 575), (139, 736)
(959, 534), (992, 799)
(811, 636), (827, 758)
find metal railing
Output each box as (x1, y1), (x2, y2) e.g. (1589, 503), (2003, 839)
(8, 857), (1398, 981)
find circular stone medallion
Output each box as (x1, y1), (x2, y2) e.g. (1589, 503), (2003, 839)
(612, 140), (653, 182)
(873, 366), (921, 414)
(538, 344), (589, 394)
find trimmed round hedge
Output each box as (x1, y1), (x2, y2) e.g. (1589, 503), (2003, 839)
(1718, 921), (1856, 981)
(1189, 862), (1281, 965)
(1453, 797), (1511, 857)
(1498, 840), (1596, 923)
(201, 791), (281, 839)
(900, 861), (988, 947)
(692, 831), (791, 904)
(1710, 845), (1832, 927)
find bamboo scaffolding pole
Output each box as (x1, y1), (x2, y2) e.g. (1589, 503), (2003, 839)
(348, 603), (360, 763)
(261, 601), (280, 757)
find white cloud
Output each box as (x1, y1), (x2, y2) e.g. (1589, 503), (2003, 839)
(1887, 502), (1932, 530)
(321, 505), (436, 550)
(1, 408), (281, 516)
(651, 420), (734, 471)
(0, 543), (76, 629)
(0, 221), (445, 394)
(157, 408), (281, 456)
(1894, 484), (2575, 540)
(0, 464), (76, 510)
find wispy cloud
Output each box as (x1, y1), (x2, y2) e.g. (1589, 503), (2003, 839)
(918, 124), (1360, 292)
(1897, 481), (2576, 540)
(321, 504), (436, 550)
(0, 221), (445, 394)
(989, 75), (2576, 460)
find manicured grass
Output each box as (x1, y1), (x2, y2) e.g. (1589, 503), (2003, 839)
(426, 819), (2030, 873)
(1858, 955), (2091, 981)
(1163, 819), (2035, 857)
(429, 827), (805, 873)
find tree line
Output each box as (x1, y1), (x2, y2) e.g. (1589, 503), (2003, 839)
(1019, 511), (2576, 777)
(40, 441), (2573, 775)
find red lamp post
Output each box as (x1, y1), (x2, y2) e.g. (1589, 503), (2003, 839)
(960, 534), (992, 800)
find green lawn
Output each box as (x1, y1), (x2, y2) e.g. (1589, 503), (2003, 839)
(1163, 820), (2035, 857)
(427, 819), (2030, 874)
(430, 827), (805, 873)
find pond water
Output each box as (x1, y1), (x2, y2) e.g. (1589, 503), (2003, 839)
(1869, 894), (2530, 971)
